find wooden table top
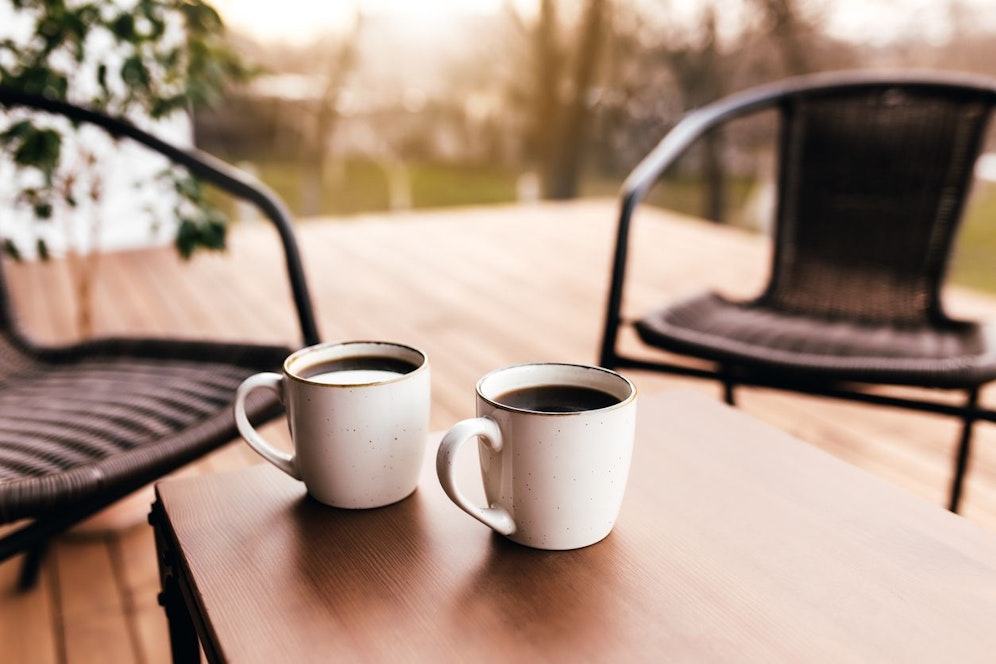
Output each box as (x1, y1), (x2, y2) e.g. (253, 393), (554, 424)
(154, 390), (996, 663)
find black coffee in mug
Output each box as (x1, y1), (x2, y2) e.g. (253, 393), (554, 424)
(300, 356), (420, 385)
(495, 384), (621, 413)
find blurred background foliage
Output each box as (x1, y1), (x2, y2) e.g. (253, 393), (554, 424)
(195, 0), (996, 290)
(5, 0), (996, 291)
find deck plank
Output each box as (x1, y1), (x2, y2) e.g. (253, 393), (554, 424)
(53, 537), (136, 663)
(1, 199), (994, 662)
(0, 535), (59, 664)
(113, 526), (171, 664)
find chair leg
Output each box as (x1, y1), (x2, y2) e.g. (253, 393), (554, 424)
(17, 543), (47, 591)
(949, 389), (979, 514)
(719, 366), (736, 405)
(723, 381), (736, 405)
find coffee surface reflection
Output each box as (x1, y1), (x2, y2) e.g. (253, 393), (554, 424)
(300, 356), (419, 385)
(494, 384), (620, 413)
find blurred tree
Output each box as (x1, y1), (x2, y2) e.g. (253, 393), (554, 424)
(749, 0), (814, 76)
(506, 0), (609, 200)
(595, 0), (828, 222)
(600, 1), (730, 220)
(663, 4), (726, 221)
(298, 13), (363, 217)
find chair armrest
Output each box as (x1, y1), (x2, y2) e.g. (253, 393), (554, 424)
(601, 79), (790, 367)
(28, 336), (293, 369)
(0, 87), (320, 347)
(620, 68), (996, 206)
(621, 83), (789, 207)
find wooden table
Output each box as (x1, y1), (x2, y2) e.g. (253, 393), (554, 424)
(151, 390), (996, 663)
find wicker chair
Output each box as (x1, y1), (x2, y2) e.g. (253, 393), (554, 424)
(0, 88), (320, 588)
(600, 70), (996, 514)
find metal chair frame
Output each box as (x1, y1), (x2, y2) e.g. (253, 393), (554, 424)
(0, 88), (320, 588)
(600, 70), (996, 513)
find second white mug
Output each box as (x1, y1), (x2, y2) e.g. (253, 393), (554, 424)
(436, 362), (637, 550)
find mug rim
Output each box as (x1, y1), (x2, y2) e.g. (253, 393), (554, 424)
(476, 362), (636, 415)
(284, 340), (428, 387)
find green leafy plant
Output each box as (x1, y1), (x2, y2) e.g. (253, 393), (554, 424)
(0, 0), (252, 335)
(0, 0), (252, 259)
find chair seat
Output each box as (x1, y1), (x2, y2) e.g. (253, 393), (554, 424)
(0, 349), (287, 523)
(635, 291), (996, 389)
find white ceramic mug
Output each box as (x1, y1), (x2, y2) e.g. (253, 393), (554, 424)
(234, 341), (430, 508)
(436, 363), (637, 550)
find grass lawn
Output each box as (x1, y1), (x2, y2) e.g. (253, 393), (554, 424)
(233, 158), (520, 217)
(949, 181), (996, 293)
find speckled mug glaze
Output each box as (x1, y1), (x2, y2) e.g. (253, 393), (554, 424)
(235, 341), (429, 508)
(436, 363), (636, 550)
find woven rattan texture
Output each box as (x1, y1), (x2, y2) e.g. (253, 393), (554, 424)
(0, 336), (288, 523)
(637, 292), (996, 388)
(0, 359), (249, 481)
(763, 87), (991, 325)
(636, 80), (996, 389)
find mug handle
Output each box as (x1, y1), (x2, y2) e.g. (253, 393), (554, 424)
(435, 417), (515, 536)
(234, 372), (302, 480)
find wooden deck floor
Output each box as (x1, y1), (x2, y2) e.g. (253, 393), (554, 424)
(1, 199), (994, 663)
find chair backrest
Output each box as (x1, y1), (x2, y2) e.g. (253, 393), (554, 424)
(759, 78), (996, 325)
(0, 87), (320, 346)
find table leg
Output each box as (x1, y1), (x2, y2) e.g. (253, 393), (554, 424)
(150, 499), (202, 663)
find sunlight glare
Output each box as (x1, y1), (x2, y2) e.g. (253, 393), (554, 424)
(214, 0), (514, 42)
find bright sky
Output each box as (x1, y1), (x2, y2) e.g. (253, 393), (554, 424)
(214, 0), (996, 46)
(823, 0), (996, 46)
(214, 0), (512, 41)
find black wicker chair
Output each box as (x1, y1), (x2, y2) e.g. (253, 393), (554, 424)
(600, 70), (996, 514)
(0, 88), (320, 588)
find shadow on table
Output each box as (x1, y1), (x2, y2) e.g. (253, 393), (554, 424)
(450, 531), (621, 652)
(285, 489), (433, 613)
